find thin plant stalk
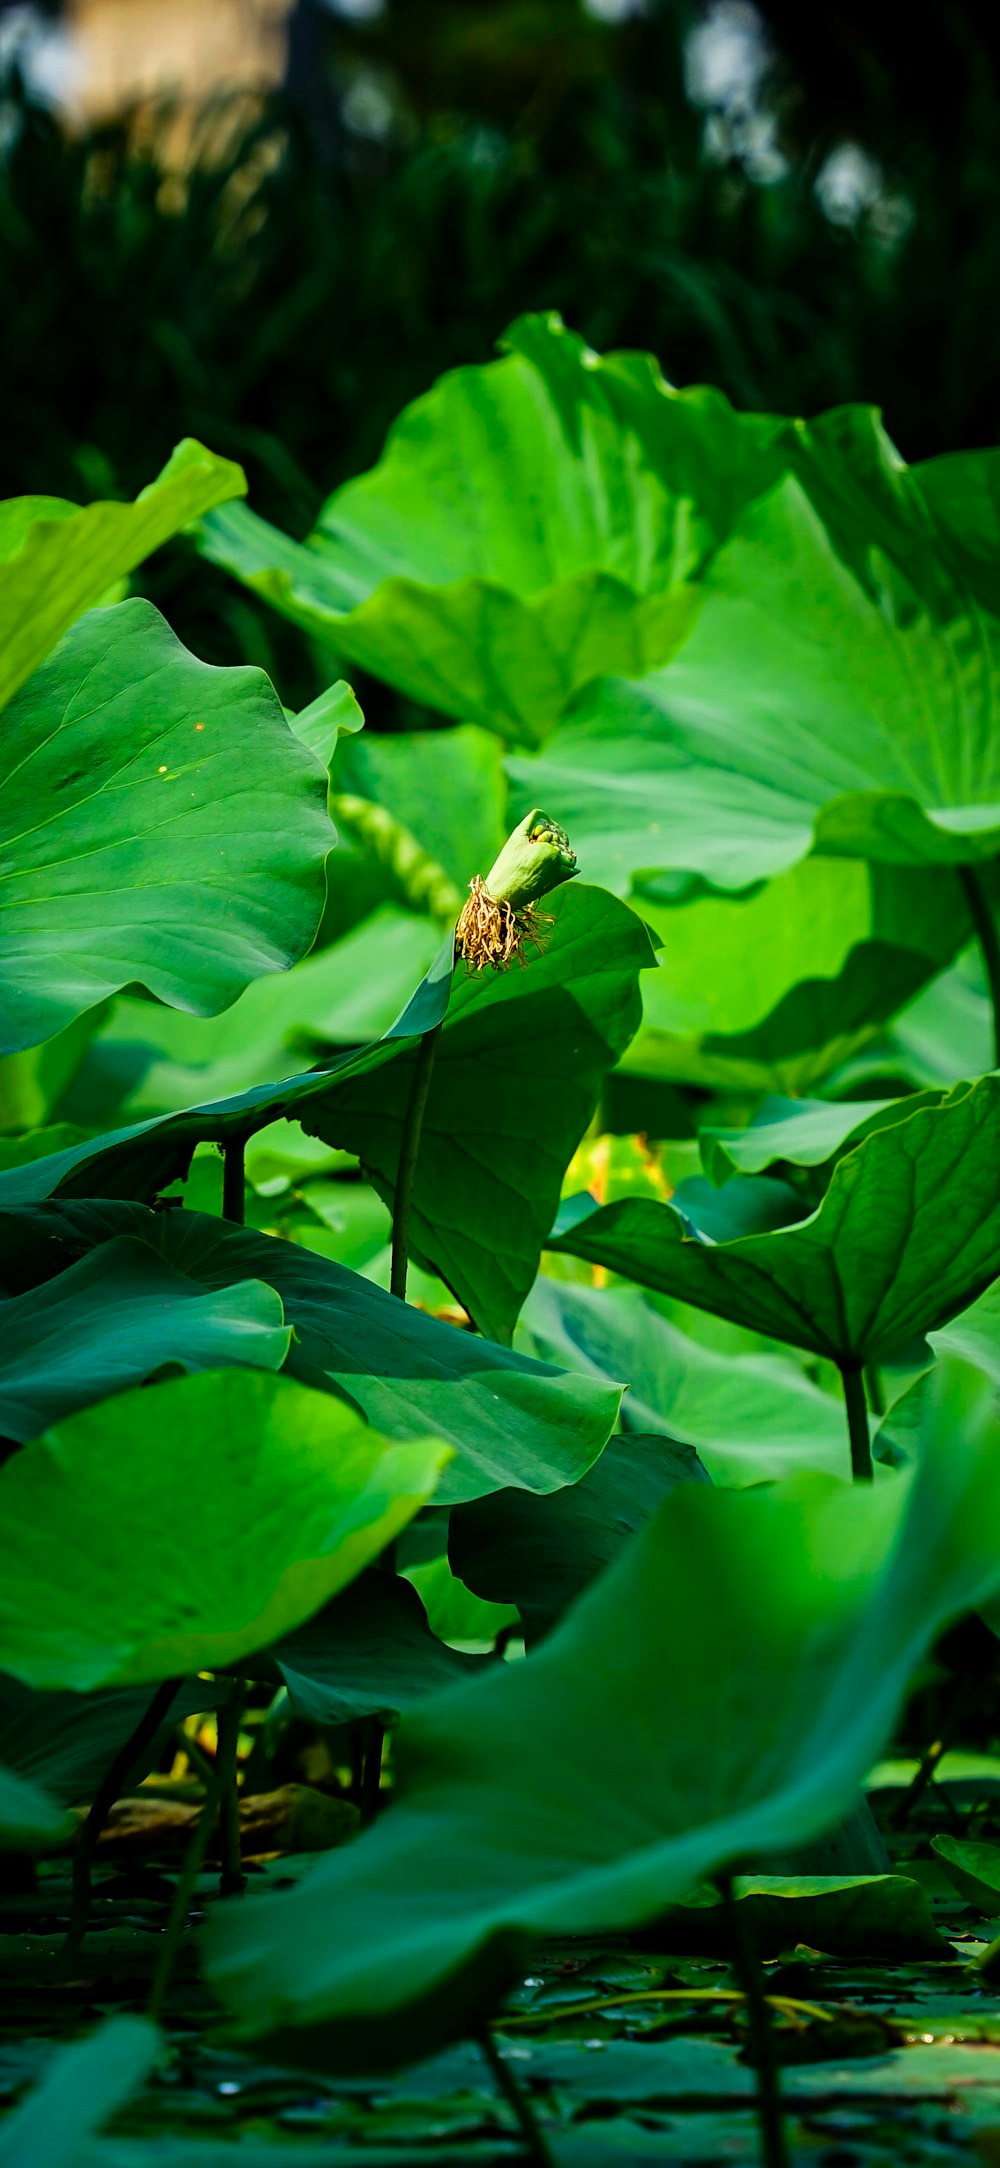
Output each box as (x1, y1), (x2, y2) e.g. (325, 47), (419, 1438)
(889, 1673), (975, 1831)
(959, 864), (1000, 1069)
(222, 1134), (247, 1225)
(390, 1021), (443, 1301)
(147, 1681), (244, 2022)
(839, 1363), (873, 1481)
(721, 1874), (789, 2168)
(502, 1986), (834, 2028)
(478, 2028), (556, 2167)
(65, 1677), (181, 1960)
(216, 1688), (247, 1896)
(360, 1717), (384, 1826)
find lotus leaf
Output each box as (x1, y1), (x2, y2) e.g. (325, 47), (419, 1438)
(550, 1075), (1000, 1364)
(0, 438), (244, 712)
(0, 1369), (449, 1689)
(206, 1355), (1000, 2070)
(0, 598), (333, 1052)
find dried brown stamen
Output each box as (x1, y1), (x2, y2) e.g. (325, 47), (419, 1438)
(455, 876), (552, 975)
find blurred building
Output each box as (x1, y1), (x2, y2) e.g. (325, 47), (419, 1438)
(57, 0), (292, 117)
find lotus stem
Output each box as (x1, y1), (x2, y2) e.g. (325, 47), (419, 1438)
(360, 1716), (385, 1826)
(721, 1873), (789, 2168)
(840, 1363), (873, 1481)
(222, 1134), (247, 1224)
(478, 2027), (556, 2167)
(148, 1679), (244, 2021)
(216, 1687), (247, 1896)
(958, 864), (1000, 1069)
(389, 1020), (443, 1302)
(65, 1677), (182, 1962)
(390, 812), (576, 1299)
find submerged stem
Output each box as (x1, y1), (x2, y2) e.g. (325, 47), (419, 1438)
(390, 1021), (443, 1302)
(478, 2029), (556, 2167)
(840, 1363), (873, 1481)
(959, 864), (1000, 1069)
(65, 1677), (181, 1961)
(721, 1875), (789, 2168)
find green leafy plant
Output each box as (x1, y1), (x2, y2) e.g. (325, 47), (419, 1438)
(8, 319), (1000, 2168)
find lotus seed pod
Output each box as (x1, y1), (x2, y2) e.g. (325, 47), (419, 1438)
(482, 810), (578, 911)
(455, 811), (577, 974)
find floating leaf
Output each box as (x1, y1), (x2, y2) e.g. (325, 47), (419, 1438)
(206, 1355), (1000, 2070)
(0, 598), (333, 1053)
(0, 439), (244, 713)
(550, 1076), (1000, 1364)
(0, 1238), (289, 1442)
(0, 1369), (449, 1689)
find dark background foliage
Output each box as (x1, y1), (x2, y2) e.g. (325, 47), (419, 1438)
(3, 0), (999, 695)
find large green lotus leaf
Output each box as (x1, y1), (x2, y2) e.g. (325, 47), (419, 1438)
(62, 906), (442, 1127)
(402, 1553), (518, 1645)
(0, 885), (653, 1345)
(285, 677), (364, 770)
(551, 1075), (1000, 1364)
(0, 1237), (289, 1443)
(332, 724), (506, 892)
(197, 313), (784, 746)
(449, 1432), (708, 1645)
(0, 1200), (621, 1502)
(930, 1274), (1000, 1382)
(0, 1673), (221, 1806)
(264, 1571), (488, 1727)
(931, 1832), (1000, 1914)
(205, 1355), (1000, 2070)
(0, 1762), (73, 1852)
(617, 860), (969, 1095)
(520, 1277), (850, 1482)
(0, 597), (333, 1054)
(0, 1369), (449, 1689)
(542, 419), (1000, 887)
(0, 438), (245, 714)
(0, 2017), (160, 2168)
(302, 884), (654, 1340)
(699, 1089), (943, 1185)
(661, 1874), (945, 1958)
(0, 1007), (107, 1135)
(878, 1278), (1000, 1466)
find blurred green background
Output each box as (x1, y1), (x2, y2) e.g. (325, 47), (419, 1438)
(3, 0), (999, 705)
